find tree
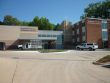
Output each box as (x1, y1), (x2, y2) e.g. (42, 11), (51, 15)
(39, 17), (55, 30)
(50, 24), (56, 30)
(3, 15), (20, 25)
(29, 16), (55, 30)
(21, 21), (30, 26)
(33, 16), (39, 26)
(3, 15), (13, 25)
(38, 17), (49, 30)
(12, 18), (20, 25)
(54, 23), (60, 30)
(81, 0), (110, 19)
(2, 15), (56, 30)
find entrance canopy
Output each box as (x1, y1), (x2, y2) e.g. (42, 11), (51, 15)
(19, 36), (38, 40)
(19, 36), (57, 41)
(37, 37), (57, 40)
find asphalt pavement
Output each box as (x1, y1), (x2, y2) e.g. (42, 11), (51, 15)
(0, 50), (110, 83)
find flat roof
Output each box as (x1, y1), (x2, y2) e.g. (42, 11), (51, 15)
(19, 36), (38, 40)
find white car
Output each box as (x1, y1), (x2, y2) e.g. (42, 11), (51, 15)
(76, 43), (98, 51)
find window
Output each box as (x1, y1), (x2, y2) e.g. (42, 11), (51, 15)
(77, 34), (79, 38)
(77, 29), (79, 34)
(53, 35), (56, 37)
(77, 38), (79, 42)
(38, 35), (41, 37)
(82, 36), (85, 42)
(42, 35), (46, 37)
(87, 44), (93, 45)
(38, 34), (46, 37)
(102, 31), (108, 40)
(102, 23), (107, 29)
(72, 31), (74, 35)
(102, 21), (108, 40)
(82, 27), (85, 32)
(72, 35), (75, 38)
(82, 32), (85, 36)
(81, 44), (84, 46)
(77, 25), (79, 29)
(47, 35), (51, 37)
(72, 27), (74, 30)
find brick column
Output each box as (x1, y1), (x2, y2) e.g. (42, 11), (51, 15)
(74, 24), (77, 45)
(107, 21), (110, 48)
(79, 21), (82, 44)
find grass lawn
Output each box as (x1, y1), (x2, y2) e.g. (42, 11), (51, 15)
(104, 55), (110, 58)
(96, 55), (110, 63)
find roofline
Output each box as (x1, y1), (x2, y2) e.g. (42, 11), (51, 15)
(73, 17), (110, 25)
(85, 17), (110, 21)
(38, 30), (63, 32)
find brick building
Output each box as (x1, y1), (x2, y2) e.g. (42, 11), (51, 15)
(0, 25), (63, 50)
(73, 18), (110, 48)
(0, 18), (110, 50)
(0, 25), (38, 50)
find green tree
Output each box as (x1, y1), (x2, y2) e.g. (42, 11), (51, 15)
(2, 15), (56, 30)
(81, 0), (110, 19)
(3, 15), (20, 25)
(30, 16), (55, 30)
(33, 16), (39, 26)
(21, 21), (30, 26)
(50, 24), (56, 30)
(39, 17), (55, 30)
(3, 15), (13, 25)
(38, 17), (48, 30)
(12, 18), (20, 25)
(54, 23), (60, 30)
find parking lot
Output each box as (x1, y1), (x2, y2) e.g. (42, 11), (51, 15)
(0, 50), (110, 83)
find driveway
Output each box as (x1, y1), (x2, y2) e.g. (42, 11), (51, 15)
(0, 51), (110, 83)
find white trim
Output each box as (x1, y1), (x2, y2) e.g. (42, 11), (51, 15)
(102, 20), (107, 23)
(102, 29), (108, 32)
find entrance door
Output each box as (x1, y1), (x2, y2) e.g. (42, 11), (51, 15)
(26, 44), (28, 48)
(0, 42), (5, 50)
(103, 41), (108, 48)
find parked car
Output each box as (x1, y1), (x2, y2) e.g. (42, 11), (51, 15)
(76, 43), (98, 51)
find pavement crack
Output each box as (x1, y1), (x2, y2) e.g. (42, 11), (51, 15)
(11, 60), (18, 83)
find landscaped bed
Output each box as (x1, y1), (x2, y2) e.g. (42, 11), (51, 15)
(96, 55), (110, 63)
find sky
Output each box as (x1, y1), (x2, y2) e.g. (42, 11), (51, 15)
(0, 0), (105, 25)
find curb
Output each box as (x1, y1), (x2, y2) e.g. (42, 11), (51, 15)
(92, 62), (104, 65)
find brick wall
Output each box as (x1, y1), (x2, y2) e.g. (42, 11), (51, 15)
(86, 19), (103, 48)
(107, 21), (110, 48)
(79, 21), (82, 44)
(0, 25), (38, 50)
(74, 24), (77, 44)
